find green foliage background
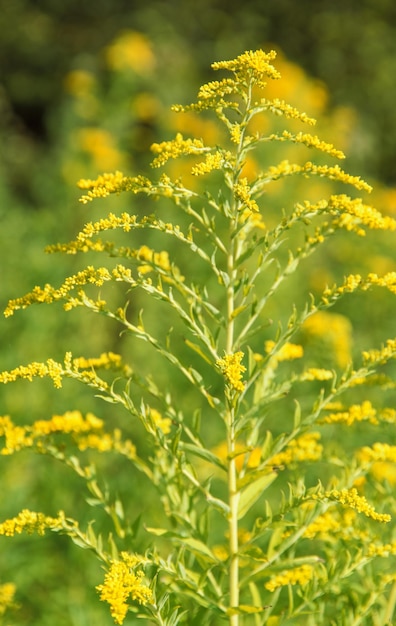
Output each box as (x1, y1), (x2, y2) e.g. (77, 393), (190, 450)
(1, 2), (396, 624)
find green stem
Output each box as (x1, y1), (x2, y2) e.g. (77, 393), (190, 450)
(228, 407), (240, 625)
(225, 170), (240, 624)
(225, 79), (257, 625)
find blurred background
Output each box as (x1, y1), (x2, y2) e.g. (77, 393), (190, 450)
(1, 0), (396, 623)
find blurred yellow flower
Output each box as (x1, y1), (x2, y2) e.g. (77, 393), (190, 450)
(0, 582), (17, 616)
(64, 69), (96, 97)
(105, 31), (156, 74)
(265, 564), (314, 592)
(301, 311), (352, 369)
(76, 128), (125, 170)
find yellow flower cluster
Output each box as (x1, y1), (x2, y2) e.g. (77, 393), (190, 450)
(151, 133), (207, 168)
(230, 123), (242, 144)
(0, 582), (16, 616)
(46, 212), (140, 255)
(216, 351), (246, 392)
(240, 209), (266, 231)
(367, 541), (396, 558)
(77, 428), (136, 458)
(172, 50), (281, 114)
(328, 194), (396, 233)
(196, 78), (239, 105)
(77, 172), (151, 204)
(357, 442), (396, 464)
(303, 508), (370, 543)
(105, 31), (156, 75)
(0, 509), (64, 537)
(233, 178), (259, 215)
(149, 408), (172, 435)
(291, 193), (394, 237)
(271, 165), (372, 197)
(71, 351), (125, 372)
(4, 266), (112, 317)
(136, 245), (171, 274)
(269, 432), (323, 466)
(301, 311), (352, 369)
(0, 411), (136, 458)
(191, 150), (234, 176)
(300, 368), (334, 381)
(312, 488), (391, 523)
(322, 401), (375, 425)
(264, 340), (304, 362)
(265, 564), (314, 592)
(269, 131), (345, 160)
(211, 49), (281, 88)
(0, 359), (64, 388)
(96, 552), (152, 625)
(303, 510), (344, 539)
(322, 273), (396, 306)
(0, 352), (127, 392)
(261, 99), (316, 125)
(362, 338), (396, 365)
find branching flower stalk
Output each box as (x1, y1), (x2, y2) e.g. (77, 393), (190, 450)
(1, 50), (396, 625)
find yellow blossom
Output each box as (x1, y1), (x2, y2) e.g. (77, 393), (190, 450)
(260, 98), (316, 125)
(230, 123), (242, 144)
(0, 510), (64, 537)
(0, 411), (135, 459)
(234, 178), (259, 214)
(370, 461), (396, 485)
(269, 130), (345, 160)
(322, 273), (396, 307)
(265, 564), (314, 592)
(211, 49), (281, 87)
(301, 311), (352, 369)
(367, 541), (396, 558)
(216, 351), (246, 392)
(136, 245), (171, 274)
(362, 338), (396, 365)
(0, 582), (17, 616)
(300, 368), (333, 381)
(64, 69), (96, 97)
(269, 432), (323, 466)
(105, 31), (155, 74)
(151, 133), (207, 168)
(149, 408), (172, 435)
(311, 488), (391, 523)
(191, 150), (233, 175)
(0, 359), (64, 388)
(76, 128), (124, 171)
(172, 50), (281, 114)
(96, 552), (152, 625)
(265, 340), (304, 362)
(4, 266), (113, 317)
(77, 173), (151, 204)
(71, 352), (124, 372)
(321, 401), (381, 426)
(357, 442), (396, 464)
(303, 510), (342, 539)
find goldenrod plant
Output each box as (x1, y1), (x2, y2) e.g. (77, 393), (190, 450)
(1, 50), (396, 625)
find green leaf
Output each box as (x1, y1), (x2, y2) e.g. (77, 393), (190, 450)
(145, 526), (169, 536)
(238, 471), (277, 520)
(176, 537), (218, 562)
(181, 442), (227, 472)
(227, 605), (268, 615)
(293, 400), (301, 429)
(184, 339), (212, 365)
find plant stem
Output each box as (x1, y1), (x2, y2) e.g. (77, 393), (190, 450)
(226, 204), (240, 626)
(228, 407), (240, 625)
